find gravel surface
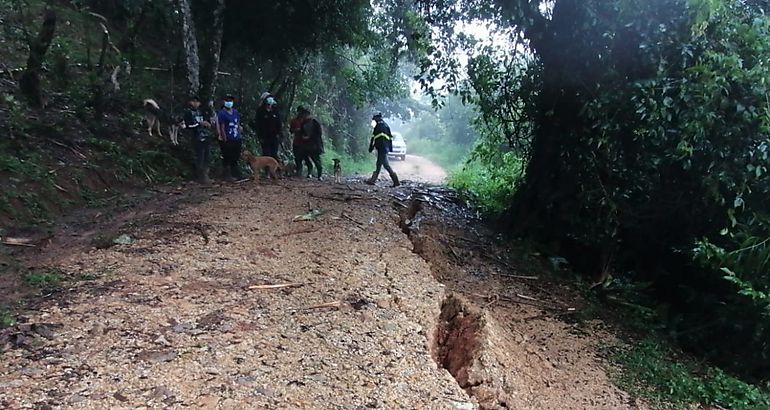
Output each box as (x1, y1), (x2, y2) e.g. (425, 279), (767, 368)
(0, 177), (644, 409)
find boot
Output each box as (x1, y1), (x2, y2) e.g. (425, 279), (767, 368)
(201, 166), (212, 184)
(222, 166), (234, 182)
(231, 164), (242, 180)
(365, 171), (379, 185)
(390, 172), (400, 187)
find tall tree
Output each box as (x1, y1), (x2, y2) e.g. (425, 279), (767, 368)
(178, 0), (200, 96)
(20, 8), (56, 108)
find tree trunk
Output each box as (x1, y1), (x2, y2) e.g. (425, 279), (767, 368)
(199, 0), (226, 106)
(20, 9), (56, 108)
(507, 0), (585, 238)
(178, 0), (200, 96)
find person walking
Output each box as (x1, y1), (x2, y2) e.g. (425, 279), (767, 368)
(181, 95), (212, 184)
(289, 106), (312, 177)
(254, 92), (282, 160)
(366, 113), (399, 187)
(216, 95), (243, 181)
(299, 107), (324, 179)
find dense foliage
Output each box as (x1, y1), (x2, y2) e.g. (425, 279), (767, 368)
(417, 0), (770, 382)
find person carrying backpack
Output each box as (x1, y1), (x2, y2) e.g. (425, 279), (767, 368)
(299, 107), (324, 179)
(216, 95), (243, 181)
(366, 113), (399, 187)
(181, 95), (212, 184)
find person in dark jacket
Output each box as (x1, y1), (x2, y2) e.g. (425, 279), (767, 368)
(299, 108), (324, 179)
(253, 93), (282, 160)
(216, 95), (243, 181)
(289, 106), (313, 177)
(182, 95), (212, 183)
(366, 113), (399, 187)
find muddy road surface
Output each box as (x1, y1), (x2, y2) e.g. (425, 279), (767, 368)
(0, 177), (643, 409)
(390, 155), (447, 185)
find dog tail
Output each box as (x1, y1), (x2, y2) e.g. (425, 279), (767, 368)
(143, 98), (161, 112)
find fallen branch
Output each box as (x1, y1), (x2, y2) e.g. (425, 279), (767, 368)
(1, 237), (36, 247)
(248, 283), (305, 290)
(49, 139), (87, 159)
(488, 272), (539, 280)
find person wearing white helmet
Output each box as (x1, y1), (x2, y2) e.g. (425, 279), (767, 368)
(253, 92), (282, 160)
(366, 113), (399, 187)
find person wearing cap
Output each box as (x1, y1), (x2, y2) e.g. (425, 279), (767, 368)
(289, 106), (312, 177)
(216, 95), (243, 181)
(181, 95), (212, 183)
(366, 113), (399, 187)
(253, 92), (282, 160)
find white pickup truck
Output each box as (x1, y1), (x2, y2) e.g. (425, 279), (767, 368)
(389, 132), (407, 161)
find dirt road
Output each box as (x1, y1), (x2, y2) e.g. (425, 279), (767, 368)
(0, 178), (641, 409)
(390, 155), (447, 184)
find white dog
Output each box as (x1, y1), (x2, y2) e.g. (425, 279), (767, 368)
(143, 98), (181, 145)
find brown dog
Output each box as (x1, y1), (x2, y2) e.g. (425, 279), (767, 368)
(241, 150), (281, 181)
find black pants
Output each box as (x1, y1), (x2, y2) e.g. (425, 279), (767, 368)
(306, 151), (322, 178)
(192, 138), (210, 171)
(218, 139), (227, 169)
(375, 148), (395, 175)
(260, 137), (279, 160)
(222, 139), (242, 178)
(293, 144), (312, 175)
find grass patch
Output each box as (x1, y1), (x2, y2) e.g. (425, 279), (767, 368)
(612, 338), (770, 409)
(0, 308), (16, 328)
(24, 268), (64, 288)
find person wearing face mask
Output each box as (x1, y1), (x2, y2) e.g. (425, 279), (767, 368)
(253, 92), (282, 160)
(216, 95), (243, 181)
(181, 95), (212, 183)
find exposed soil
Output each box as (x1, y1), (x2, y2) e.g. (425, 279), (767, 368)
(0, 177), (645, 409)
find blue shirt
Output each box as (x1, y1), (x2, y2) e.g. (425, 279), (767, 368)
(217, 109), (241, 141)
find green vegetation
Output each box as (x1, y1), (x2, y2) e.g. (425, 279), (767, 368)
(613, 339), (770, 410)
(416, 0), (770, 392)
(0, 309), (15, 328)
(402, 95), (479, 171)
(23, 268), (64, 288)
(448, 152), (522, 214)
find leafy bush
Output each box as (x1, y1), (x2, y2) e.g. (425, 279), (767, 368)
(614, 339), (770, 410)
(449, 150), (522, 214)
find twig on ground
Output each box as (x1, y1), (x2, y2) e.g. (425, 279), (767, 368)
(52, 182), (68, 193)
(340, 212), (364, 227)
(1, 237), (36, 247)
(488, 272), (539, 280)
(247, 283), (305, 290)
(516, 293), (538, 301)
(302, 301), (342, 310)
(448, 245), (461, 261)
(470, 292), (575, 313)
